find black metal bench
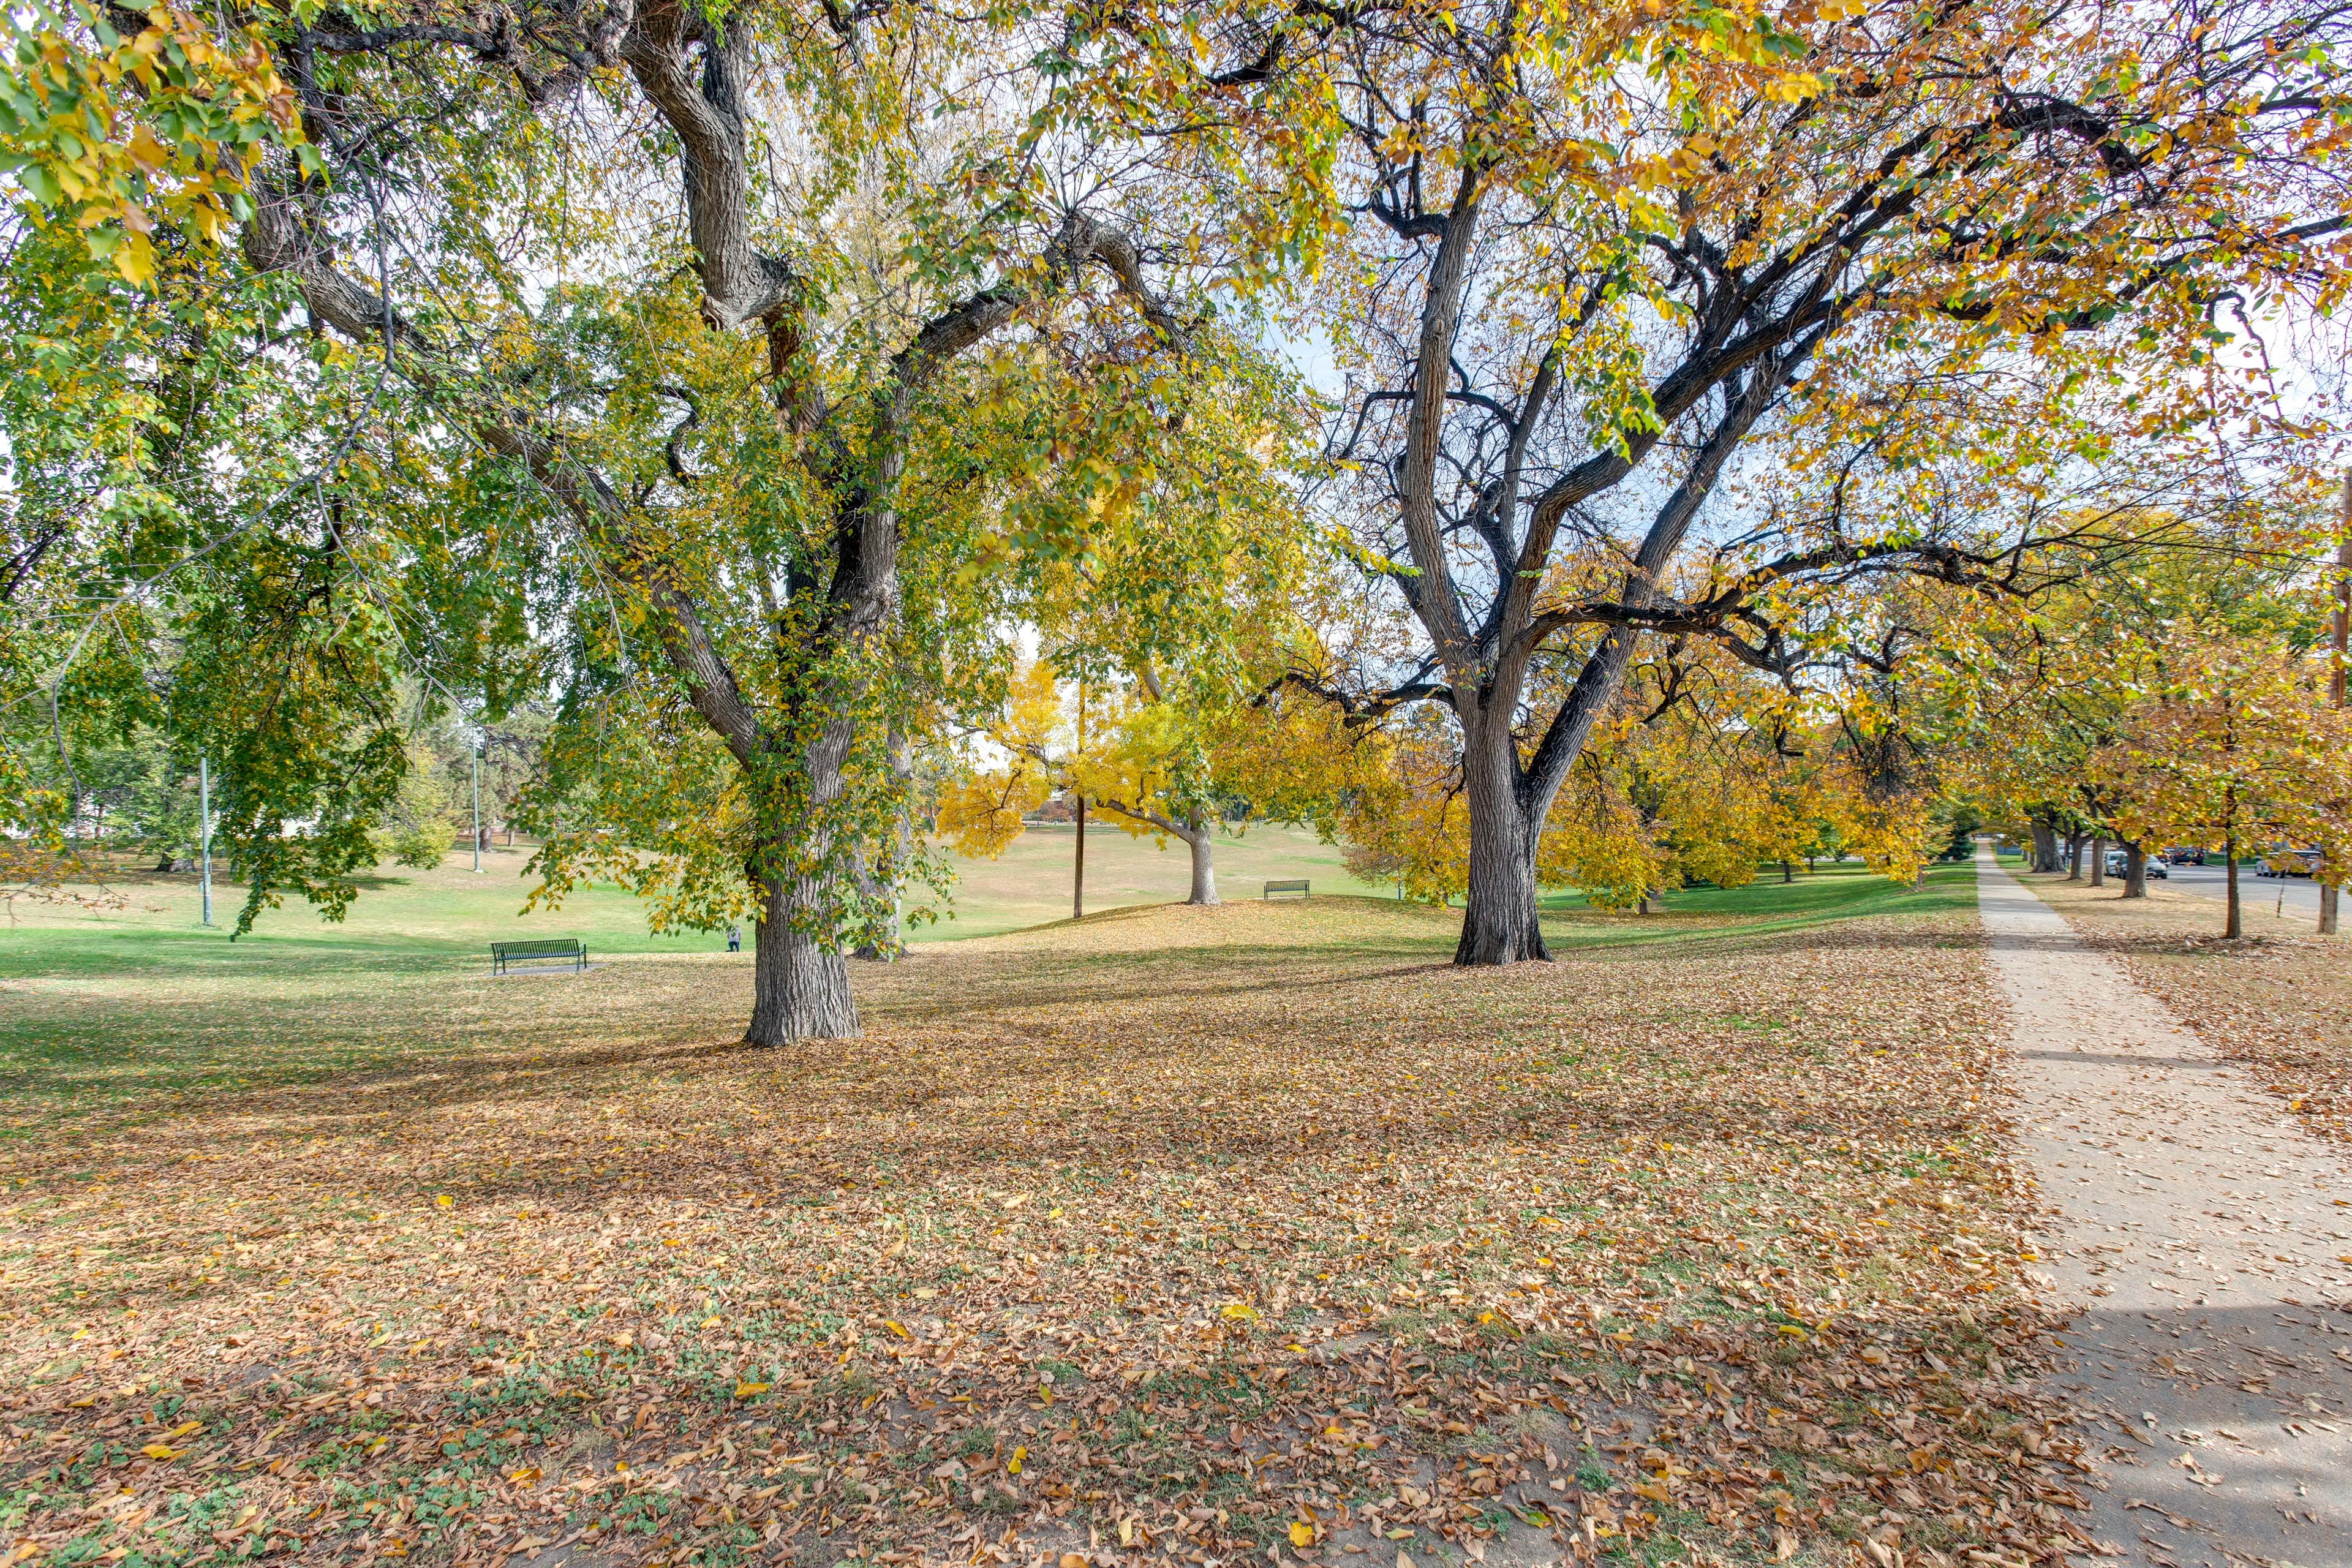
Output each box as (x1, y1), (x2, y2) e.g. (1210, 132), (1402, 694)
(1262, 878), (1310, 900)
(491, 938), (587, 974)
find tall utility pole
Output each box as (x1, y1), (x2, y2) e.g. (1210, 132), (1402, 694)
(471, 736), (483, 873)
(1072, 673), (1087, 922)
(2324, 474), (2348, 935)
(198, 754), (214, 928)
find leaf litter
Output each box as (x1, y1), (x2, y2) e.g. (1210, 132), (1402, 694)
(2021, 875), (2352, 1146)
(0, 893), (2094, 1567)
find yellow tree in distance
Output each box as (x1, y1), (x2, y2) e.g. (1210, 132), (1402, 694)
(938, 660), (1363, 907)
(2097, 628), (2352, 938)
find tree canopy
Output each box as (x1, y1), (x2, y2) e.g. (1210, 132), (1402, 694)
(8, 0), (2352, 1033)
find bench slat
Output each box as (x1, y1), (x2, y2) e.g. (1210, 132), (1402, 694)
(491, 938), (588, 974)
(1262, 879), (1310, 899)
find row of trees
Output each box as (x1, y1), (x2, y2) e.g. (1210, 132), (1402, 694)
(1332, 640), (1958, 910)
(1966, 537), (2352, 937)
(7, 0), (2352, 1040)
(1321, 552), (2352, 939)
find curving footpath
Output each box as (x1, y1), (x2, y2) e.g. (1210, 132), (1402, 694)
(1978, 846), (2352, 1567)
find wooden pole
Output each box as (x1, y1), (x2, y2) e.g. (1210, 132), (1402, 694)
(198, 754), (213, 928)
(471, 740), (483, 873)
(2325, 474), (2348, 935)
(1072, 673), (1087, 922)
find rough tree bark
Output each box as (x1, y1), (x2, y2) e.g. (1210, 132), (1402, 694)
(2090, 833), (2106, 887)
(1455, 703), (1549, 961)
(2124, 842), (2148, 899)
(1183, 813), (1218, 906)
(750, 851), (859, 1040)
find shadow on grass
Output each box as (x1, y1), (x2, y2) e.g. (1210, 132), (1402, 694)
(0, 864), (1980, 1137)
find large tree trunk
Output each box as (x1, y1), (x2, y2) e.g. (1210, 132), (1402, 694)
(2029, 820), (2057, 872)
(1183, 814), (1218, 905)
(748, 865), (858, 1044)
(747, 722), (862, 1043)
(2124, 843), (2148, 899)
(1456, 713), (1549, 963)
(2065, 832), (2085, 879)
(2089, 833), (2106, 887)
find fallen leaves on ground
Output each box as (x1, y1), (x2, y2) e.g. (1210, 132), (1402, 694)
(2021, 875), (2352, 1146)
(1, 891), (2090, 1567)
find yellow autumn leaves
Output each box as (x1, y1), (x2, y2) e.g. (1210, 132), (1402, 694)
(137, 1419), (202, 1461)
(4, 3), (308, 285)
(936, 660), (1064, 859)
(1346, 643), (1950, 909)
(938, 656), (1365, 865)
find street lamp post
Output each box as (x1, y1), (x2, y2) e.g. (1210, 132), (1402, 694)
(471, 738), (483, 873)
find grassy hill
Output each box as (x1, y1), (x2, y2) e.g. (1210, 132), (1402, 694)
(0, 830), (1964, 982)
(0, 821), (1388, 976)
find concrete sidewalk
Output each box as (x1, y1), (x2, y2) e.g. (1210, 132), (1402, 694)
(1978, 848), (2352, 1567)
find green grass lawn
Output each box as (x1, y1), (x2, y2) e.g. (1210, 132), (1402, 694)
(0, 824), (1379, 1125)
(0, 855), (1976, 1132)
(1531, 856), (1981, 949)
(0, 821), (1380, 977)
(0, 839), (1970, 983)
(924, 820), (1384, 936)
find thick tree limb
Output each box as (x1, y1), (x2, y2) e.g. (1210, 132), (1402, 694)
(621, 0), (797, 331)
(1398, 164), (1487, 662)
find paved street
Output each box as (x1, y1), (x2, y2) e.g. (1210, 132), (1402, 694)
(2165, 861), (2329, 921)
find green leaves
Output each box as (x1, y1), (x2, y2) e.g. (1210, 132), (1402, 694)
(1, 1), (306, 285)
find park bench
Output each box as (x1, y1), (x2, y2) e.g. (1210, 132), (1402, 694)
(491, 938), (588, 975)
(1262, 879), (1310, 900)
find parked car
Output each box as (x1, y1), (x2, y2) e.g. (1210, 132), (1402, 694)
(2163, 847), (2206, 865)
(2104, 851), (2169, 880)
(2252, 846), (2321, 877)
